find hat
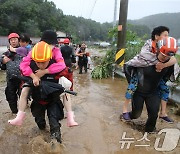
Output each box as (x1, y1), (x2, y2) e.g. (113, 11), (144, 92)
(31, 41), (52, 62)
(41, 30), (58, 45)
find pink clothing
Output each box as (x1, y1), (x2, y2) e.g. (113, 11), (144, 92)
(20, 47), (66, 76)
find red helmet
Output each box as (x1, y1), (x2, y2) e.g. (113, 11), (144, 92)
(157, 37), (178, 56)
(64, 38), (70, 44)
(8, 33), (19, 40)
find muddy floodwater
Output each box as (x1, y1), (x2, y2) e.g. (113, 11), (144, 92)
(0, 49), (179, 154)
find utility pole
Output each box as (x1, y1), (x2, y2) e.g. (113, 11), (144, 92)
(113, 0), (117, 27)
(115, 0), (129, 66)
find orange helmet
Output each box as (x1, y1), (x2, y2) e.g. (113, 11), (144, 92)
(8, 33), (19, 40)
(157, 37), (178, 56)
(64, 38), (70, 44)
(32, 41), (52, 62)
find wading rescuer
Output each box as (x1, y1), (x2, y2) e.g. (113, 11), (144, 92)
(124, 37), (179, 133)
(76, 43), (88, 74)
(21, 41), (64, 143)
(121, 26), (177, 123)
(0, 33), (21, 113)
(8, 30), (78, 128)
(60, 38), (78, 127)
(60, 38), (76, 90)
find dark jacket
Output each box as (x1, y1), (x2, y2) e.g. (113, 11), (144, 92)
(60, 45), (76, 68)
(136, 65), (174, 94)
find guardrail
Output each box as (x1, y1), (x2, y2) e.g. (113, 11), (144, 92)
(167, 82), (180, 105)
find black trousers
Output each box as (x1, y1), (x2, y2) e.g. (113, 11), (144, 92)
(5, 78), (21, 113)
(129, 91), (161, 132)
(31, 100), (64, 134)
(78, 61), (87, 73)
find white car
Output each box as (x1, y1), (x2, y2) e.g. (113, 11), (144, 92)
(99, 42), (111, 48)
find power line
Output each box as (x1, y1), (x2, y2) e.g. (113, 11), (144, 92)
(89, 0), (98, 19)
(80, 0), (84, 17)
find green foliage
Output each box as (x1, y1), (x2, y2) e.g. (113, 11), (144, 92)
(108, 25), (147, 46)
(127, 24), (150, 39)
(0, 0), (112, 41)
(66, 16), (112, 42)
(0, 0), (65, 36)
(125, 30), (145, 61)
(91, 48), (116, 79)
(109, 25), (145, 61)
(92, 24), (146, 79)
(175, 54), (180, 66)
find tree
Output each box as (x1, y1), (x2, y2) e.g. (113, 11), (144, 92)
(0, 0), (112, 41)
(92, 25), (145, 79)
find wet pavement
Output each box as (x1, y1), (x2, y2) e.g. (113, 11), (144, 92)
(0, 48), (179, 154)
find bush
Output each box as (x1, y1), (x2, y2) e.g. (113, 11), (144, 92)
(91, 27), (145, 79)
(91, 48), (116, 79)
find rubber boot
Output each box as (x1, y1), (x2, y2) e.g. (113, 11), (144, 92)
(8, 111), (26, 126)
(67, 111), (78, 127)
(51, 131), (62, 143)
(50, 127), (62, 143)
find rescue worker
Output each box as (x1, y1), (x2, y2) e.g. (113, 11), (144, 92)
(121, 26), (177, 123)
(60, 38), (76, 70)
(124, 37), (178, 133)
(25, 41), (64, 143)
(76, 43), (88, 74)
(0, 33), (21, 113)
(60, 38), (78, 127)
(8, 30), (66, 126)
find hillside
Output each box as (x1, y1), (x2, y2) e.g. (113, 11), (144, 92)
(128, 12), (180, 38)
(0, 0), (112, 42)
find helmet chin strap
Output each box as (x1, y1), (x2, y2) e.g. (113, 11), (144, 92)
(156, 52), (170, 63)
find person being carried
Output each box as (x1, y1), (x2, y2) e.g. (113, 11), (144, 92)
(75, 44), (81, 69)
(121, 26), (178, 123)
(86, 51), (92, 70)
